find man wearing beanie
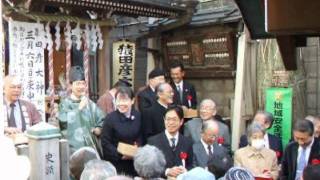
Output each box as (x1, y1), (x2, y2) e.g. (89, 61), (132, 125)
(137, 68), (165, 112)
(57, 66), (105, 155)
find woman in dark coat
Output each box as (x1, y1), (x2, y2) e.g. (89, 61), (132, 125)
(101, 86), (142, 176)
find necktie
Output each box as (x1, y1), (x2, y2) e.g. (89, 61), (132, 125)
(296, 148), (307, 180)
(177, 85), (183, 103)
(171, 138), (176, 151)
(8, 103), (17, 127)
(208, 145), (213, 157)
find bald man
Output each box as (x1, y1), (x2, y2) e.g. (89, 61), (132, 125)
(192, 120), (230, 168)
(3, 75), (41, 134)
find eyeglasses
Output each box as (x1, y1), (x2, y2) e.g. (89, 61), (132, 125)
(164, 117), (180, 122)
(115, 98), (131, 104)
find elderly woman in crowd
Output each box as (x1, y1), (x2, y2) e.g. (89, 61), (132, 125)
(133, 145), (166, 180)
(234, 123), (278, 180)
(101, 86), (142, 176)
(223, 167), (255, 180)
(80, 159), (117, 180)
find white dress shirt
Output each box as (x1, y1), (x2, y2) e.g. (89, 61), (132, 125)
(175, 81), (184, 92)
(201, 139), (213, 156)
(297, 138), (314, 166)
(264, 133), (270, 149)
(5, 100), (23, 130)
(165, 130), (179, 147)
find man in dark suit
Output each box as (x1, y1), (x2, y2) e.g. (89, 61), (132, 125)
(148, 106), (193, 178)
(193, 120), (230, 168)
(281, 120), (320, 180)
(137, 68), (165, 112)
(169, 61), (197, 109)
(239, 111), (283, 161)
(142, 83), (174, 142)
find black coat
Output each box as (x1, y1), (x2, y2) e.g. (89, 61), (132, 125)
(280, 138), (320, 180)
(239, 133), (283, 162)
(148, 132), (193, 171)
(101, 109), (142, 176)
(142, 101), (167, 142)
(170, 81), (197, 109)
(137, 86), (157, 112)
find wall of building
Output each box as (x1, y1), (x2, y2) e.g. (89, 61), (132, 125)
(188, 79), (235, 117)
(301, 37), (320, 116)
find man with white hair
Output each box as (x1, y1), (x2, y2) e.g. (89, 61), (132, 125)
(133, 145), (166, 179)
(193, 120), (230, 168)
(184, 99), (230, 150)
(80, 159), (117, 180)
(3, 75), (41, 134)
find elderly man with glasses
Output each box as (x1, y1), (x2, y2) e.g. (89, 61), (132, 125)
(184, 99), (231, 150)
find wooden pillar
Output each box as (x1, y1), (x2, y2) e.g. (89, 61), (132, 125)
(98, 26), (111, 96)
(0, 1), (4, 136)
(231, 33), (247, 151)
(147, 38), (156, 81)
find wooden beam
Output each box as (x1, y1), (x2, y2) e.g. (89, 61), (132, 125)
(98, 26), (112, 96)
(231, 33), (246, 151)
(276, 35), (297, 70)
(266, 0), (320, 35)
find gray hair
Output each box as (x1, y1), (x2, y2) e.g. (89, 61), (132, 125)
(80, 160), (117, 180)
(70, 147), (99, 180)
(155, 83), (169, 94)
(246, 122), (266, 139)
(201, 120), (218, 134)
(200, 99), (216, 110)
(255, 110), (274, 125)
(134, 145), (166, 178)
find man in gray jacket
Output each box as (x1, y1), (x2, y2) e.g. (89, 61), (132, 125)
(184, 99), (231, 150)
(192, 120), (230, 168)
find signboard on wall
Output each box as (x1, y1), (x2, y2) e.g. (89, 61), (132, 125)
(112, 40), (135, 88)
(8, 20), (46, 121)
(266, 87), (293, 148)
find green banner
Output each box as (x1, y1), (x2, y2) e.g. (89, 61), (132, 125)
(266, 88), (293, 148)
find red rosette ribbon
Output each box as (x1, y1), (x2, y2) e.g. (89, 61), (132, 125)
(312, 158), (320, 165)
(187, 95), (192, 101)
(276, 151), (281, 158)
(180, 152), (188, 160)
(217, 137), (224, 145)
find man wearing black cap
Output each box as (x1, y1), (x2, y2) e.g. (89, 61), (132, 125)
(57, 66), (105, 154)
(137, 68), (165, 112)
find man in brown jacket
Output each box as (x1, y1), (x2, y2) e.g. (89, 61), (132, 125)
(3, 75), (41, 134)
(97, 79), (131, 114)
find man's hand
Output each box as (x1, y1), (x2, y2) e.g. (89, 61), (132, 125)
(91, 127), (102, 136)
(79, 96), (88, 110)
(166, 166), (186, 177)
(121, 155), (133, 160)
(4, 127), (22, 135)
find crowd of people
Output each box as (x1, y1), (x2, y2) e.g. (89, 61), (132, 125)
(3, 61), (320, 180)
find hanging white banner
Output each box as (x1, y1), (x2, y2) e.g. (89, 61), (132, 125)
(8, 20), (46, 121)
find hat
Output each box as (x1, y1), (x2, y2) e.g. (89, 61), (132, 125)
(223, 167), (255, 180)
(148, 68), (165, 79)
(69, 66), (85, 83)
(177, 167), (216, 180)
